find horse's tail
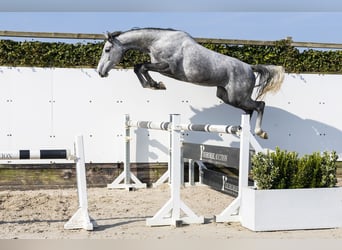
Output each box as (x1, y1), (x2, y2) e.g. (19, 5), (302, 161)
(251, 65), (285, 100)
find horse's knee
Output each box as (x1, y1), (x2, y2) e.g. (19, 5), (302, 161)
(134, 64), (142, 74)
(256, 101), (265, 112)
(243, 110), (253, 120)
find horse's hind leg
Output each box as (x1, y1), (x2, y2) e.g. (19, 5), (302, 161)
(243, 100), (267, 139)
(253, 101), (267, 139)
(134, 63), (168, 90)
(216, 86), (268, 139)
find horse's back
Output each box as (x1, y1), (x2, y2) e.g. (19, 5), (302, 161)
(150, 29), (255, 87)
(153, 29), (196, 48)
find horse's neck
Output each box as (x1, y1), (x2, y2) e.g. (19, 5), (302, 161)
(118, 30), (161, 52)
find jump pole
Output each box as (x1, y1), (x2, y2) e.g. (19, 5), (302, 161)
(112, 115), (242, 189)
(64, 135), (96, 230)
(0, 149), (70, 161)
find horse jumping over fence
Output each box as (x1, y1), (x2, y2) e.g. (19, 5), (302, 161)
(96, 28), (285, 139)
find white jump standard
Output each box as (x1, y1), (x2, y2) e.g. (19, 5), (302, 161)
(107, 115), (147, 190)
(0, 135), (95, 230)
(146, 114), (205, 226)
(214, 115), (260, 223)
(64, 135), (96, 231)
(122, 113), (252, 226)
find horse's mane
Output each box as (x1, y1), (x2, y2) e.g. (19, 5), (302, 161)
(130, 27), (177, 32)
(108, 27), (192, 43)
(109, 28), (178, 40)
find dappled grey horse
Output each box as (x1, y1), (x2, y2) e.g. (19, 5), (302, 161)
(97, 28), (285, 139)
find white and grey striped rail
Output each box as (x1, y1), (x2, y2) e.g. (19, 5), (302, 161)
(126, 120), (241, 135)
(178, 123), (241, 135)
(0, 149), (70, 160)
(126, 120), (171, 131)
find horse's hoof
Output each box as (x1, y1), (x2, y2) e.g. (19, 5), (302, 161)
(150, 82), (166, 90)
(255, 129), (268, 139)
(259, 131), (268, 139)
(156, 82), (166, 90)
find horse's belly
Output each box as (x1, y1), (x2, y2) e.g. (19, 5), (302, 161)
(163, 72), (223, 86)
(184, 70), (227, 86)
(181, 60), (229, 86)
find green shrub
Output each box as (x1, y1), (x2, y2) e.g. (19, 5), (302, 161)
(1, 38), (342, 73)
(321, 151), (338, 187)
(271, 148), (298, 189)
(250, 151), (279, 189)
(251, 148), (337, 189)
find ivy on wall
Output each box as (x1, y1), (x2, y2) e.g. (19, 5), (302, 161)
(1, 39), (342, 73)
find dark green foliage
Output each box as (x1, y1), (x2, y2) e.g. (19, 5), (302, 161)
(321, 151), (338, 187)
(202, 39), (342, 73)
(271, 148), (298, 189)
(250, 150), (279, 190)
(1, 38), (342, 73)
(251, 148), (338, 190)
(0, 40), (104, 68)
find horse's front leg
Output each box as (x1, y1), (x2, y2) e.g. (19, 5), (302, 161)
(134, 63), (169, 90)
(134, 64), (150, 88)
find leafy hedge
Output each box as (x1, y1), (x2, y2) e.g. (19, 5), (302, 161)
(1, 38), (342, 73)
(251, 148), (338, 190)
(0, 40), (103, 68)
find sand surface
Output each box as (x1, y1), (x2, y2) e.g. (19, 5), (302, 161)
(1, 185), (342, 239)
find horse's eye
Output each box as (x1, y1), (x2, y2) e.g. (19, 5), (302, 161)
(105, 48), (111, 53)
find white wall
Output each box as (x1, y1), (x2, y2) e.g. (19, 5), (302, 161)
(0, 66), (341, 163)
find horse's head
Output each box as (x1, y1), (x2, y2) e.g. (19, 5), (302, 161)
(97, 31), (123, 78)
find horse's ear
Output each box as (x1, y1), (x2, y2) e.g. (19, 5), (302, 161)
(104, 32), (110, 40)
(111, 31), (122, 38)
(105, 31), (122, 43)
